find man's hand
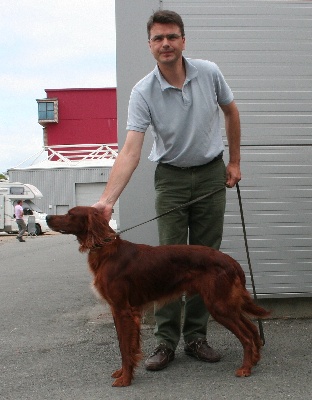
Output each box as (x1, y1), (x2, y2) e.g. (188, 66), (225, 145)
(226, 162), (241, 188)
(92, 201), (113, 222)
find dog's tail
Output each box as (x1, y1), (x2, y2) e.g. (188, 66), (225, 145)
(231, 258), (270, 319)
(242, 292), (271, 319)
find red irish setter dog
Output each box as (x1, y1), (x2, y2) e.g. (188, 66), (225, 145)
(46, 206), (269, 387)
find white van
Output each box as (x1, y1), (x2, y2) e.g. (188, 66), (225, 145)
(0, 181), (50, 235)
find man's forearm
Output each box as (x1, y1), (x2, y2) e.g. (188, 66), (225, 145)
(98, 130), (145, 208)
(227, 121), (241, 165)
(99, 150), (140, 207)
(222, 102), (241, 165)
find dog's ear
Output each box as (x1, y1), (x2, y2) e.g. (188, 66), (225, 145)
(79, 208), (116, 252)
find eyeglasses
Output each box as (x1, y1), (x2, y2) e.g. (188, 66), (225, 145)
(149, 34), (183, 43)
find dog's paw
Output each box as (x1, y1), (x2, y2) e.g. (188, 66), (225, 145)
(235, 367), (251, 377)
(112, 376), (132, 387)
(111, 368), (123, 378)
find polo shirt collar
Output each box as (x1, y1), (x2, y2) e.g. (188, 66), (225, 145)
(153, 57), (198, 91)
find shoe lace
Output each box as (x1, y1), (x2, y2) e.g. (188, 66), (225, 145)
(151, 343), (171, 356)
(189, 338), (210, 350)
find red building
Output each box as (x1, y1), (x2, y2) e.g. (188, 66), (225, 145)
(36, 88), (117, 154)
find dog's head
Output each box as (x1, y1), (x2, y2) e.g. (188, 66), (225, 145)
(46, 206), (116, 252)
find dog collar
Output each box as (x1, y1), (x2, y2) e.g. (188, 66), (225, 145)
(89, 237), (115, 252)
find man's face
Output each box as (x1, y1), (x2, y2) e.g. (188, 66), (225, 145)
(148, 23), (185, 66)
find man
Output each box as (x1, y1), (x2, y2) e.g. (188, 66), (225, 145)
(94, 10), (241, 371)
(15, 200), (26, 242)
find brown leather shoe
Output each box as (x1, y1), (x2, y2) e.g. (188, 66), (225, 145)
(145, 343), (175, 371)
(184, 338), (221, 362)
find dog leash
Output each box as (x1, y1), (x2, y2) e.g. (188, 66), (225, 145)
(236, 183), (266, 345)
(117, 186), (225, 235)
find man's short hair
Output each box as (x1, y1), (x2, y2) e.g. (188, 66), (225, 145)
(147, 10), (185, 39)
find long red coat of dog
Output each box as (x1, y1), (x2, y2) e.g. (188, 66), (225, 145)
(46, 206), (270, 387)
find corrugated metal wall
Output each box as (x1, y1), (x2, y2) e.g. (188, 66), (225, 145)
(162, 0), (312, 296)
(9, 167), (111, 214)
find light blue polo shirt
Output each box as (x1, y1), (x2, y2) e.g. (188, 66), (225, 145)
(126, 57), (234, 167)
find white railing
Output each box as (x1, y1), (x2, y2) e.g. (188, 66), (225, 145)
(45, 144), (118, 164)
(11, 144), (118, 169)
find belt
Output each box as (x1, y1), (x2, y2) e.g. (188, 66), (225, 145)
(158, 152), (223, 170)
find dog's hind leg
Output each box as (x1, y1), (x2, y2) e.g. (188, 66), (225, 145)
(214, 310), (255, 375)
(239, 314), (262, 365)
(214, 312), (256, 376)
(199, 291), (256, 377)
(110, 306), (142, 387)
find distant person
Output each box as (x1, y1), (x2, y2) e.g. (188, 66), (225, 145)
(15, 200), (26, 242)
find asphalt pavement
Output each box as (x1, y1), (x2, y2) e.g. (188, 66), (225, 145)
(1, 233), (311, 400)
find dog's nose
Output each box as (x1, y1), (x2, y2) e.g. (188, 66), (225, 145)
(46, 215), (51, 222)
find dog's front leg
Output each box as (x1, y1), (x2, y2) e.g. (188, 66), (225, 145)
(111, 312), (124, 381)
(111, 306), (142, 387)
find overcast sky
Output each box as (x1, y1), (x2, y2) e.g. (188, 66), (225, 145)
(0, 0), (116, 174)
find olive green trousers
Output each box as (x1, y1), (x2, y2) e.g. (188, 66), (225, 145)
(154, 158), (226, 350)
